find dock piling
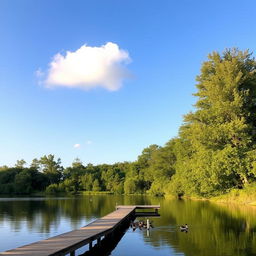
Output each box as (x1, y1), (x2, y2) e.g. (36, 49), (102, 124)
(97, 237), (101, 246)
(147, 219), (150, 230)
(89, 241), (93, 250)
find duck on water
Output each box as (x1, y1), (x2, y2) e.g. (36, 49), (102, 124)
(180, 224), (188, 231)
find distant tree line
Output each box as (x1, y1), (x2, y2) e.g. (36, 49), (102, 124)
(0, 156), (126, 195)
(1, 48), (256, 197)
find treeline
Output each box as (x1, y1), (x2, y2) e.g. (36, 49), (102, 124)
(2, 48), (256, 197)
(0, 156), (126, 194)
(0, 150), (172, 195)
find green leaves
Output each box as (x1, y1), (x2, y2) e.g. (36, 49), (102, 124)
(171, 48), (256, 197)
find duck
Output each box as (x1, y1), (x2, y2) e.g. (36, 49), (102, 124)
(180, 224), (188, 231)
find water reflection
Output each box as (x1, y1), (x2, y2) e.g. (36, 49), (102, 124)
(112, 199), (256, 256)
(0, 196), (256, 255)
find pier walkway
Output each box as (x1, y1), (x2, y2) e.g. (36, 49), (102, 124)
(0, 205), (160, 256)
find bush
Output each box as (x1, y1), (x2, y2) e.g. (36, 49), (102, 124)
(45, 184), (59, 194)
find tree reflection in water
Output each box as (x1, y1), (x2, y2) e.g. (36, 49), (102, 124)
(0, 195), (256, 256)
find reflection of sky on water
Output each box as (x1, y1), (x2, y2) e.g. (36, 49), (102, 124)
(0, 196), (97, 252)
(0, 212), (95, 252)
(111, 225), (184, 256)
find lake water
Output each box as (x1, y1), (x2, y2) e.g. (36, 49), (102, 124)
(0, 195), (256, 256)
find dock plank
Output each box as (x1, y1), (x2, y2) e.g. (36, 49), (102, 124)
(117, 205), (160, 210)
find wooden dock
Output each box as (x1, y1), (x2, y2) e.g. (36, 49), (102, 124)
(0, 205), (160, 256)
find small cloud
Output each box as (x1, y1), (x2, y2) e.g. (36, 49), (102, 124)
(35, 68), (44, 78)
(86, 140), (92, 145)
(40, 42), (131, 91)
(74, 144), (81, 148)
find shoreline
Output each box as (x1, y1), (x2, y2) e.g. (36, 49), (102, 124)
(1, 188), (256, 207)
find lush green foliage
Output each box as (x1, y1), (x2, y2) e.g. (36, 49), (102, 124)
(2, 49), (256, 197)
(166, 49), (256, 197)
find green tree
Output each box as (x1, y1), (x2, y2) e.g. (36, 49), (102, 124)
(72, 158), (84, 168)
(40, 155), (63, 184)
(92, 179), (100, 191)
(81, 173), (94, 191)
(171, 49), (256, 197)
(46, 184), (59, 194)
(101, 166), (124, 193)
(15, 159), (26, 168)
(124, 178), (137, 194)
(14, 169), (32, 194)
(30, 158), (41, 170)
(137, 144), (160, 169)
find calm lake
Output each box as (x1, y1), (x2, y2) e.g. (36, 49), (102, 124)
(0, 195), (256, 256)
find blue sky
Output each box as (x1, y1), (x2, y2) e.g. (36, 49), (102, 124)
(1, 0), (256, 167)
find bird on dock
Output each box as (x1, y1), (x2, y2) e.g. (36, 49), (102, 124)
(180, 224), (188, 231)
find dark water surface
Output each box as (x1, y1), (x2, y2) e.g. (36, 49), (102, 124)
(0, 195), (256, 256)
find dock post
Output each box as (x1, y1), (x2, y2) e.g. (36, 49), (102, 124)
(147, 219), (150, 230)
(97, 237), (101, 246)
(89, 241), (93, 250)
(70, 250), (75, 256)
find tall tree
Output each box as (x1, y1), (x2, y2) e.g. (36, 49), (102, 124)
(40, 155), (63, 184)
(15, 159), (26, 168)
(171, 49), (256, 196)
(30, 158), (41, 170)
(72, 158), (84, 168)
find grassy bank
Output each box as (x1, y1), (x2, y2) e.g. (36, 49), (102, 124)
(211, 183), (256, 206)
(80, 191), (114, 195)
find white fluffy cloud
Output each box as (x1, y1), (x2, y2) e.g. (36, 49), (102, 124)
(74, 144), (81, 148)
(41, 42), (131, 91)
